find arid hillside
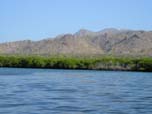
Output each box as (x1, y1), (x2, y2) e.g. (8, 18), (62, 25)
(0, 28), (152, 56)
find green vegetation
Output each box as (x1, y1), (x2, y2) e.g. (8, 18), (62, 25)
(0, 55), (151, 72)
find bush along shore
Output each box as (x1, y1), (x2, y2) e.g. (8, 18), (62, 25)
(0, 55), (151, 72)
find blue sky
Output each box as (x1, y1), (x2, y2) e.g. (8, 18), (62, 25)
(0, 0), (151, 42)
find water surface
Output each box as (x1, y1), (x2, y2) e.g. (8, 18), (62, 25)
(0, 68), (152, 114)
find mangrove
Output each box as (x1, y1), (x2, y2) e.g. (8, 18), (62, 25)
(0, 55), (151, 72)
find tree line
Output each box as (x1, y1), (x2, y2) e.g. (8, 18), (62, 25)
(0, 55), (151, 71)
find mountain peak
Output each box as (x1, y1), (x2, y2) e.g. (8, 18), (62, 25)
(75, 29), (94, 36)
(0, 28), (151, 56)
(98, 28), (119, 34)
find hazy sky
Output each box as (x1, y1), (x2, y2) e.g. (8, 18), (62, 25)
(0, 0), (151, 42)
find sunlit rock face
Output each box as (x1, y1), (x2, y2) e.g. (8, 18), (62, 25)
(0, 29), (152, 56)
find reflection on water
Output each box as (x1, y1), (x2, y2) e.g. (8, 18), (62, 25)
(0, 68), (152, 114)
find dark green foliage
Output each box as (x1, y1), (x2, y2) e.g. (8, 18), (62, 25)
(0, 55), (151, 71)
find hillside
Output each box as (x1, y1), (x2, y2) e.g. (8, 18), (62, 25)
(0, 28), (152, 56)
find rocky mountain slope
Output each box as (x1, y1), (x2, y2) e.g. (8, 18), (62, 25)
(0, 28), (152, 56)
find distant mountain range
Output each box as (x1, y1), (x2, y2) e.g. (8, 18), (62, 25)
(1, 28), (152, 56)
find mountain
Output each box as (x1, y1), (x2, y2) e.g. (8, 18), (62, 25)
(0, 28), (152, 56)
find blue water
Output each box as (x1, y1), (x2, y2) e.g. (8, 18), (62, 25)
(0, 68), (152, 114)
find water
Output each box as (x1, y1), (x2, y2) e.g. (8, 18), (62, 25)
(0, 68), (152, 114)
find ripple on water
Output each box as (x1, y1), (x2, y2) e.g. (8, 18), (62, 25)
(0, 68), (152, 114)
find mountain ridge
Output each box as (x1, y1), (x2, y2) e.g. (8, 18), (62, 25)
(0, 28), (152, 56)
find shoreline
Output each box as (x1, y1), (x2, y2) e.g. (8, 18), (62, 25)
(0, 55), (151, 72)
(0, 67), (151, 73)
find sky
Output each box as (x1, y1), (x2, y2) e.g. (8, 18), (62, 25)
(0, 0), (152, 42)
